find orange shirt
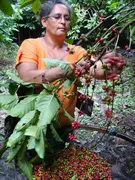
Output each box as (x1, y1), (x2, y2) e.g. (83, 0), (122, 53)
(16, 38), (86, 126)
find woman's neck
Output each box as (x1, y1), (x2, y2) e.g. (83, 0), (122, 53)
(43, 34), (65, 49)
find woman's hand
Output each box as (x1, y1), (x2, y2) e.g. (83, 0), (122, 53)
(101, 52), (125, 75)
(88, 51), (125, 80)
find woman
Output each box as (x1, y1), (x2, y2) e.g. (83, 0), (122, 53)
(15, 0), (123, 128)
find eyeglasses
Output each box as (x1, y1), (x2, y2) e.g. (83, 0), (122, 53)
(46, 13), (71, 22)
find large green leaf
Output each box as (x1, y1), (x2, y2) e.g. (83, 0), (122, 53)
(27, 137), (36, 150)
(63, 109), (74, 121)
(7, 144), (22, 162)
(32, 0), (41, 13)
(20, 0), (34, 8)
(36, 94), (59, 127)
(15, 111), (36, 132)
(0, 94), (18, 110)
(0, 0), (13, 16)
(9, 95), (37, 118)
(50, 124), (63, 142)
(8, 82), (19, 95)
(7, 131), (24, 147)
(17, 157), (33, 180)
(63, 79), (73, 89)
(36, 89), (50, 103)
(43, 58), (71, 72)
(25, 125), (38, 138)
(0, 139), (8, 158)
(35, 128), (46, 159)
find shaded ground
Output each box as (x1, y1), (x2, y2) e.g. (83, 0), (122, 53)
(0, 52), (135, 180)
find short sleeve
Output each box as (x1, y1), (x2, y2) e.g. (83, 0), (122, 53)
(76, 46), (87, 60)
(16, 39), (38, 67)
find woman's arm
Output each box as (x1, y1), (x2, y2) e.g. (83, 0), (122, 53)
(17, 62), (69, 83)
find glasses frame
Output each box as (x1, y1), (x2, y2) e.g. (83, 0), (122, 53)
(45, 13), (71, 22)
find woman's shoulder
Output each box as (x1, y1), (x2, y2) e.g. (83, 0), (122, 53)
(66, 43), (86, 56)
(67, 43), (85, 52)
(22, 38), (40, 45)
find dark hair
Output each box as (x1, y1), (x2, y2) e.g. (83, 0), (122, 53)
(39, 0), (72, 20)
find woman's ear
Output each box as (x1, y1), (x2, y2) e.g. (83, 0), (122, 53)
(41, 17), (47, 28)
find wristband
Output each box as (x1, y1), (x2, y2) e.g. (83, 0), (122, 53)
(42, 72), (48, 84)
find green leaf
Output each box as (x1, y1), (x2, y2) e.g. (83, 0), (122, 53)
(63, 109), (74, 121)
(20, 0), (34, 8)
(7, 144), (22, 162)
(9, 95), (37, 118)
(0, 0), (13, 16)
(110, 2), (121, 9)
(43, 58), (70, 72)
(7, 131), (24, 147)
(25, 125), (38, 138)
(8, 82), (18, 95)
(17, 156), (33, 180)
(32, 0), (41, 13)
(63, 79), (72, 89)
(36, 94), (59, 127)
(0, 139), (8, 158)
(70, 175), (77, 180)
(36, 89), (50, 103)
(43, 84), (54, 92)
(27, 137), (36, 150)
(15, 139), (33, 180)
(50, 124), (63, 142)
(0, 94), (18, 110)
(35, 128), (46, 159)
(15, 111), (36, 132)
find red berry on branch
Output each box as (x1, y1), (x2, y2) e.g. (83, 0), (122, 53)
(71, 121), (80, 129)
(104, 108), (113, 118)
(78, 111), (84, 116)
(107, 89), (117, 96)
(125, 45), (130, 51)
(111, 27), (117, 33)
(100, 16), (105, 22)
(99, 37), (104, 43)
(95, 37), (99, 42)
(107, 73), (117, 81)
(102, 85), (109, 91)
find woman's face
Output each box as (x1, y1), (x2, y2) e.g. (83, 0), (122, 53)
(42, 4), (71, 38)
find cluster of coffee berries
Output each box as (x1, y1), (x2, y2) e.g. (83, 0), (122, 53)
(63, 90), (75, 98)
(78, 111), (84, 116)
(104, 108), (113, 118)
(74, 54), (94, 78)
(68, 133), (77, 141)
(75, 64), (91, 77)
(80, 34), (86, 41)
(78, 93), (88, 103)
(111, 26), (117, 33)
(84, 75), (92, 86)
(102, 85), (117, 104)
(100, 15), (105, 22)
(102, 96), (112, 105)
(71, 121), (80, 129)
(106, 57), (126, 68)
(95, 37), (104, 43)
